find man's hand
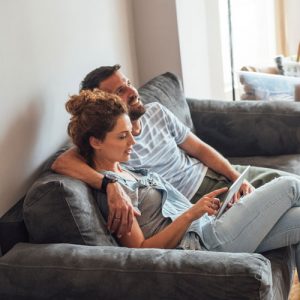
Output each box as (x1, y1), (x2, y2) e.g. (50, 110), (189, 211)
(239, 180), (255, 196)
(106, 182), (141, 238)
(230, 180), (255, 206)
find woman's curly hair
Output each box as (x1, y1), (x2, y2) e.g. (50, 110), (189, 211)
(66, 89), (127, 165)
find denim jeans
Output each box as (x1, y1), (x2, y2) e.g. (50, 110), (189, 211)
(201, 176), (300, 275)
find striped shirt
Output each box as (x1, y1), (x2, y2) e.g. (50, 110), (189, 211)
(126, 102), (207, 200)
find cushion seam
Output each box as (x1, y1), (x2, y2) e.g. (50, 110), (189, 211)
(0, 263), (266, 277)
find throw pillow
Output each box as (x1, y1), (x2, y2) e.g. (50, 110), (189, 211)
(138, 72), (195, 130)
(23, 171), (117, 246)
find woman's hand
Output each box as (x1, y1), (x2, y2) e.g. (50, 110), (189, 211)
(106, 182), (141, 238)
(187, 187), (228, 221)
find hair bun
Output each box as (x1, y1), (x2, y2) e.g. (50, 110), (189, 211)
(66, 90), (97, 116)
(66, 89), (123, 117)
(65, 95), (83, 116)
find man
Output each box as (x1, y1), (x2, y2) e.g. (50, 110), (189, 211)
(52, 64), (288, 238)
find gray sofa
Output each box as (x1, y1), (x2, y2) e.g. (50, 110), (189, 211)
(1, 72), (300, 300)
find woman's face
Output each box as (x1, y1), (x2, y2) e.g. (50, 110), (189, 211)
(94, 114), (136, 163)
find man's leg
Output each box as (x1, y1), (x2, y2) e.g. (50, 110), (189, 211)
(190, 169), (231, 204)
(191, 165), (298, 204)
(234, 164), (297, 188)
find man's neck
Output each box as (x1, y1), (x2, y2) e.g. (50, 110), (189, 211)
(132, 120), (142, 136)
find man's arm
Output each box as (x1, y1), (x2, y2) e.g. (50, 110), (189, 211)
(52, 147), (103, 188)
(179, 133), (253, 195)
(51, 147), (140, 237)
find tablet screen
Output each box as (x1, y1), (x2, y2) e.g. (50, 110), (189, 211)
(215, 166), (250, 219)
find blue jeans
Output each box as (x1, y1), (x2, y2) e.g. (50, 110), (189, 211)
(201, 176), (300, 274)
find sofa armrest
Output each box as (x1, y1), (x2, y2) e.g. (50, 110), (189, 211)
(0, 243), (272, 300)
(187, 99), (300, 157)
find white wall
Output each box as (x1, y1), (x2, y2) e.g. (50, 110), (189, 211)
(132, 0), (225, 99)
(132, 0), (182, 85)
(0, 0), (138, 217)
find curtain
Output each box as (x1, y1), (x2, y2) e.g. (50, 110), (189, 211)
(275, 0), (300, 57)
(274, 0), (288, 56)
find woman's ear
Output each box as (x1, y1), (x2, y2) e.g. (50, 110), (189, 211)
(89, 136), (103, 150)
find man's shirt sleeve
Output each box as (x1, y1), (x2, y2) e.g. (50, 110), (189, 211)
(159, 103), (190, 144)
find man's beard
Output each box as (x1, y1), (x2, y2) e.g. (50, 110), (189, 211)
(129, 104), (146, 121)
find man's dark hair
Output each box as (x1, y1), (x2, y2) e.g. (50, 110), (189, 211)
(80, 64), (121, 91)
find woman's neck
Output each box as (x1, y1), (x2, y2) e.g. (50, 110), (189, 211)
(93, 157), (122, 173)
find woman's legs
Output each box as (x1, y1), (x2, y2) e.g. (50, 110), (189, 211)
(202, 176), (300, 253)
(256, 207), (300, 275)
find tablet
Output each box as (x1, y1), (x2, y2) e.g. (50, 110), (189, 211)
(215, 166), (250, 219)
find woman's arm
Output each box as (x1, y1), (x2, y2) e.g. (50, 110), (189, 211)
(119, 188), (227, 249)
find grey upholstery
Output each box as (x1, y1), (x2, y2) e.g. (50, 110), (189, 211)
(188, 98), (300, 175)
(23, 172), (116, 246)
(139, 72), (194, 130)
(0, 243), (273, 300)
(0, 72), (299, 299)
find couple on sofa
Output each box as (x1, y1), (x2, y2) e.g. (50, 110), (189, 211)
(54, 65), (300, 277)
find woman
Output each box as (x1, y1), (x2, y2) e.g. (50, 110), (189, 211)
(66, 89), (300, 274)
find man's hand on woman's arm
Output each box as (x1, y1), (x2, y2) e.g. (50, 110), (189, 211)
(106, 182), (141, 238)
(51, 147), (140, 237)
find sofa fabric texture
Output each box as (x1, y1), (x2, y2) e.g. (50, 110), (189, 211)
(187, 98), (300, 176)
(23, 172), (116, 247)
(188, 99), (300, 157)
(1, 72), (300, 299)
(0, 198), (28, 256)
(139, 72), (195, 130)
(0, 243), (273, 300)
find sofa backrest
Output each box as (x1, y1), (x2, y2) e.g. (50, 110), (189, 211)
(23, 172), (118, 247)
(139, 72), (194, 130)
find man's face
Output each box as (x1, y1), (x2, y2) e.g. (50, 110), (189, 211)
(99, 71), (146, 121)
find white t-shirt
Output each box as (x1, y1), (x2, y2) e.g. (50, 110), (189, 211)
(126, 102), (207, 200)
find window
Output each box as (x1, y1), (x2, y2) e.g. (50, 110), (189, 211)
(220, 0), (277, 100)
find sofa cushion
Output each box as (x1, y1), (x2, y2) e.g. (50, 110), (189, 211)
(0, 242), (274, 300)
(23, 171), (117, 246)
(138, 72), (194, 130)
(187, 98), (300, 157)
